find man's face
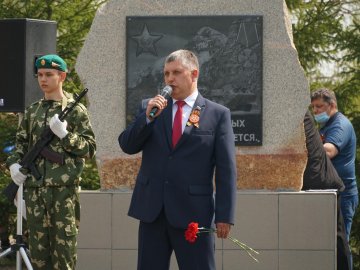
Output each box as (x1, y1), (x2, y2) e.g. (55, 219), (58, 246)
(311, 97), (332, 115)
(163, 60), (198, 100)
(37, 68), (65, 94)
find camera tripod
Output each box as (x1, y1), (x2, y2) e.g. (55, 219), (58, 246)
(0, 184), (33, 270)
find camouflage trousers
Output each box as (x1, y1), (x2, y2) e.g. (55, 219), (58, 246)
(24, 186), (80, 270)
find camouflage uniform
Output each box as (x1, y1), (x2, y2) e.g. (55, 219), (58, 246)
(7, 91), (96, 270)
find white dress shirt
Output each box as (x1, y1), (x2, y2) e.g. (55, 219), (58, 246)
(172, 90), (199, 133)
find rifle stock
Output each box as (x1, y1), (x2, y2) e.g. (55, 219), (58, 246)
(2, 89), (88, 201)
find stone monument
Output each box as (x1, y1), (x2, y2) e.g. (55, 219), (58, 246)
(76, 0), (310, 191)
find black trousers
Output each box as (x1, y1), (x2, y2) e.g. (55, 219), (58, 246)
(137, 210), (215, 270)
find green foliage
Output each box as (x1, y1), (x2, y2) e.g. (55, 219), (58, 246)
(287, 0), (343, 74)
(0, 114), (19, 255)
(0, 0), (106, 187)
(0, 0), (107, 94)
(287, 0), (360, 268)
(80, 157), (100, 190)
(0, 0), (359, 267)
(0, 0), (106, 258)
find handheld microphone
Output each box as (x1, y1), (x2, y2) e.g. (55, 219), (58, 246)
(149, 85), (173, 118)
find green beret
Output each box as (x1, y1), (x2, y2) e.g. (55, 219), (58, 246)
(35, 54), (67, 72)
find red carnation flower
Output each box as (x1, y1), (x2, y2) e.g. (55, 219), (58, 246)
(185, 222), (199, 243)
(184, 221), (259, 262)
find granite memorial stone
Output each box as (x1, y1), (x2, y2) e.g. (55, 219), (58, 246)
(76, 0), (309, 191)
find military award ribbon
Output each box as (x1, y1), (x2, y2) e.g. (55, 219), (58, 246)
(187, 106), (201, 128)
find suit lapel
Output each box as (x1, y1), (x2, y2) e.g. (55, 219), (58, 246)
(162, 100), (173, 150)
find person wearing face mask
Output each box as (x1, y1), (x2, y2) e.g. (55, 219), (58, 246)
(311, 88), (358, 270)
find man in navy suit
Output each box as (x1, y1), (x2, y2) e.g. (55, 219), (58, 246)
(119, 49), (237, 270)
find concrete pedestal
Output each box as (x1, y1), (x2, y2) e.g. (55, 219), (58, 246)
(77, 190), (337, 270)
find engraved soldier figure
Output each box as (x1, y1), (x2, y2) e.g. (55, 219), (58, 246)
(6, 54), (96, 269)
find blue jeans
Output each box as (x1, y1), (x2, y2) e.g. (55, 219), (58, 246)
(341, 194), (359, 270)
(341, 194), (359, 241)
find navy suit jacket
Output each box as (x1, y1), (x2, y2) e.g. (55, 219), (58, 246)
(119, 93), (237, 229)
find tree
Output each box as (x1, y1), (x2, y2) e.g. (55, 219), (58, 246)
(0, 0), (107, 93)
(287, 0), (343, 75)
(0, 0), (359, 267)
(0, 0), (106, 264)
(286, 0), (360, 268)
(0, 0), (106, 184)
(0, 114), (17, 264)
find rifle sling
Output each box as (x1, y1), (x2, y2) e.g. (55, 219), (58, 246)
(40, 147), (65, 165)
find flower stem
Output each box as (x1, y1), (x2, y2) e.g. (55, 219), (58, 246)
(227, 236), (259, 262)
(196, 227), (259, 262)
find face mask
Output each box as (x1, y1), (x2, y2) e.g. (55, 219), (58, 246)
(314, 111), (330, 124)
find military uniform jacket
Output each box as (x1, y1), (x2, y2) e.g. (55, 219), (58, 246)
(7, 91), (96, 187)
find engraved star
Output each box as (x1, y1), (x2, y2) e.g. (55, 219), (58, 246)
(131, 24), (163, 57)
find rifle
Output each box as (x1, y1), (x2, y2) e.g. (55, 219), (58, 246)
(3, 88), (89, 201)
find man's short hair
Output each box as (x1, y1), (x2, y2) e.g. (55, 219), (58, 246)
(311, 88), (337, 105)
(165, 50), (199, 72)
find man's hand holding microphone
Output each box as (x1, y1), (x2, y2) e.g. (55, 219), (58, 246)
(146, 85), (173, 120)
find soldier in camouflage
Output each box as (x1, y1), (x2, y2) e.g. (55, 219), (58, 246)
(6, 54), (96, 270)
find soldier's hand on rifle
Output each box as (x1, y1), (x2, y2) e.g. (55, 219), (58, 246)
(9, 163), (27, 186)
(50, 114), (68, 139)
